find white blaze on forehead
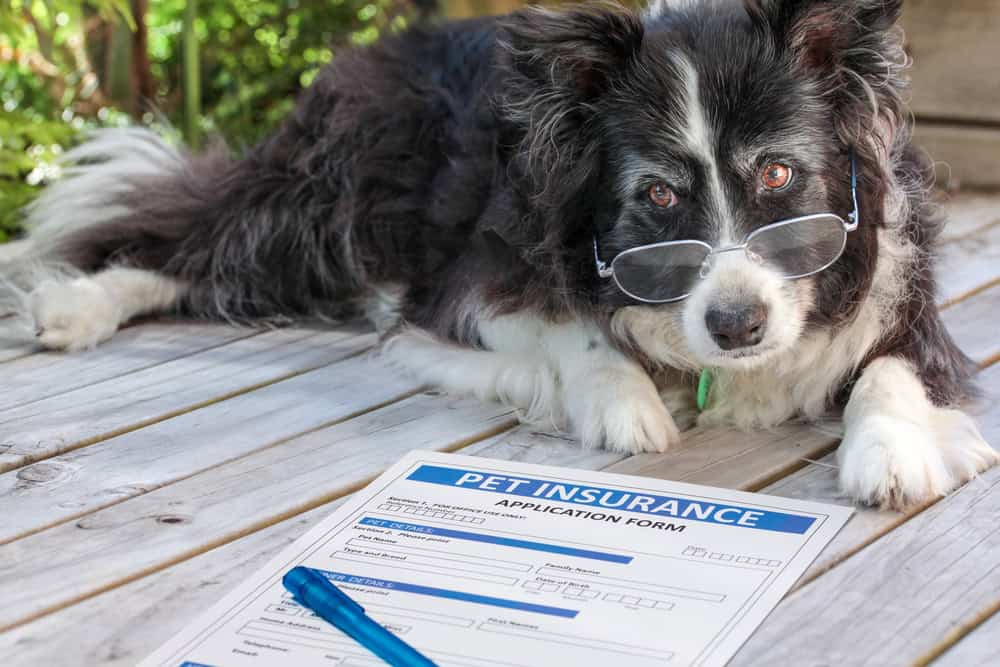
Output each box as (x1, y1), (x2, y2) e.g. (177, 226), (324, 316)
(675, 54), (735, 243)
(645, 0), (702, 20)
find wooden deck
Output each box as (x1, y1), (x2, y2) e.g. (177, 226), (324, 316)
(1, 195), (999, 666)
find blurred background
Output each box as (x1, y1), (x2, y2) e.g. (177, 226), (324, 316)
(1, 0), (997, 242)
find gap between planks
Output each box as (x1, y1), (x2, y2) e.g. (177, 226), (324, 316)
(0, 329), (376, 473)
(0, 393), (519, 632)
(930, 602), (1000, 666)
(0, 321), (263, 412)
(916, 599), (1000, 667)
(0, 377), (426, 546)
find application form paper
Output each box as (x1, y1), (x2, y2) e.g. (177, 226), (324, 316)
(142, 451), (853, 667)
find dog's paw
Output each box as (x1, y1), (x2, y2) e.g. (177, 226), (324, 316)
(658, 383), (699, 432)
(29, 278), (121, 351)
(571, 369), (680, 454)
(838, 410), (997, 510)
(934, 408), (1000, 482)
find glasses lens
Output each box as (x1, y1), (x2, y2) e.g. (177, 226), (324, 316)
(746, 215), (847, 279)
(611, 242), (711, 302)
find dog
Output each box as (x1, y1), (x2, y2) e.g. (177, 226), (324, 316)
(2, 0), (996, 510)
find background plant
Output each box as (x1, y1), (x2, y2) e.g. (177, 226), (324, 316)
(0, 0), (417, 241)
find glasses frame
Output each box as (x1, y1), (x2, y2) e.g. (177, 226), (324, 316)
(595, 151), (860, 305)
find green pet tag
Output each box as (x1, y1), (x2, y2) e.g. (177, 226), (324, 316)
(697, 369), (713, 411)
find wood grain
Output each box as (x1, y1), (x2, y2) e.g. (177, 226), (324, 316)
(0, 354), (420, 544)
(728, 363), (1000, 666)
(939, 194), (1000, 243)
(461, 427), (631, 470)
(940, 282), (1000, 367)
(936, 217), (1000, 306)
(934, 607), (1000, 667)
(0, 393), (515, 631)
(905, 0), (1000, 123)
(1, 503), (342, 666)
(0, 321), (256, 411)
(915, 124), (1000, 191)
(0, 328), (373, 473)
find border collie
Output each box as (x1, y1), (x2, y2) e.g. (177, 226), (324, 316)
(2, 0), (996, 509)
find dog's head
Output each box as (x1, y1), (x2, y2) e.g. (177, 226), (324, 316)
(498, 0), (908, 371)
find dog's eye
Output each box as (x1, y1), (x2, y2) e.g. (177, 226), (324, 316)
(648, 182), (678, 208)
(761, 163), (793, 191)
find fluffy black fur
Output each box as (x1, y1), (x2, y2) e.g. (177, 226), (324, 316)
(27, 0), (977, 407)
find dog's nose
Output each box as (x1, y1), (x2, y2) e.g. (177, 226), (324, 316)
(705, 302), (768, 350)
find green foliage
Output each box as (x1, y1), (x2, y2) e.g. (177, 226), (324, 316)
(0, 0), (411, 241)
(0, 112), (77, 241)
(144, 0), (410, 144)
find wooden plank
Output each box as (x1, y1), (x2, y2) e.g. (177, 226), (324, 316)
(728, 363), (1000, 666)
(0, 354), (421, 544)
(934, 608), (1000, 667)
(905, 0), (1000, 124)
(936, 216), (1000, 306)
(0, 328), (373, 473)
(939, 194), (1000, 243)
(0, 392), (516, 631)
(940, 282), (1000, 367)
(1, 321), (256, 411)
(460, 427), (631, 470)
(1, 503), (342, 666)
(916, 124), (1000, 191)
(605, 421), (837, 488)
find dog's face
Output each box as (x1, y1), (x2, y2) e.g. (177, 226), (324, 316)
(500, 0), (904, 371)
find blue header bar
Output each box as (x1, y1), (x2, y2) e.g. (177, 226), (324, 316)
(406, 464), (816, 534)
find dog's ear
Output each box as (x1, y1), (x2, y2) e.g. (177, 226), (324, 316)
(747, 0), (907, 158)
(498, 4), (644, 100)
(496, 4), (644, 212)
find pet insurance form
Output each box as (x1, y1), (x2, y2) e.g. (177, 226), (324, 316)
(142, 451), (852, 667)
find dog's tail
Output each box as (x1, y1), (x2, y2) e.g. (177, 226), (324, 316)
(0, 128), (195, 327)
(25, 128), (188, 258)
(2, 125), (379, 325)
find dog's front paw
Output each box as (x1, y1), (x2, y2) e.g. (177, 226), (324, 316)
(571, 369), (680, 454)
(934, 408), (1000, 482)
(29, 278), (121, 351)
(838, 410), (997, 510)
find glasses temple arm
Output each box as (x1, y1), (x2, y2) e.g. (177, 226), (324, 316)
(593, 236), (613, 278)
(846, 149), (860, 231)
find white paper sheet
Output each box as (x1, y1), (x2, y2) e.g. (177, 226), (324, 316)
(141, 450), (852, 667)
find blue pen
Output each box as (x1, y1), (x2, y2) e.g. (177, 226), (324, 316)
(283, 566), (439, 667)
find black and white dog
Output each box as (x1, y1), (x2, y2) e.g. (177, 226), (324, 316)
(3, 0), (996, 508)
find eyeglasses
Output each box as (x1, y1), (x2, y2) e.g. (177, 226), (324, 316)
(595, 152), (860, 304)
